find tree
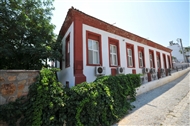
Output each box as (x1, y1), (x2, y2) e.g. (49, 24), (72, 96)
(0, 0), (62, 70)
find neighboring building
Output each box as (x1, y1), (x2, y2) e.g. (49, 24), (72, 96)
(167, 41), (190, 63)
(56, 7), (172, 87)
(185, 47), (190, 62)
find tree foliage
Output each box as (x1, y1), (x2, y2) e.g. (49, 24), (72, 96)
(0, 0), (62, 69)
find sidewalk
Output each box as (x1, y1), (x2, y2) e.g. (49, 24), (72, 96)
(114, 71), (190, 126)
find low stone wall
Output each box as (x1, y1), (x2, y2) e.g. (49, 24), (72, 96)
(0, 70), (39, 105)
(136, 67), (190, 96)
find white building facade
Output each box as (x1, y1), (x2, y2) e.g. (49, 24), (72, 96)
(57, 7), (172, 87)
(167, 42), (190, 63)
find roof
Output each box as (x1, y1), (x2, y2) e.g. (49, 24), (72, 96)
(58, 7), (172, 53)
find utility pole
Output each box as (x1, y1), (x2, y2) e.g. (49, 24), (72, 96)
(177, 38), (186, 62)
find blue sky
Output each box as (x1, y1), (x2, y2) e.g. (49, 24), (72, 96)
(51, 0), (189, 47)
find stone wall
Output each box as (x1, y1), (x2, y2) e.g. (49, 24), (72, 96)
(0, 70), (39, 105)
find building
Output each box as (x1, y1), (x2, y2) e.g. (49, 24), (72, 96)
(56, 7), (172, 87)
(167, 41), (190, 63)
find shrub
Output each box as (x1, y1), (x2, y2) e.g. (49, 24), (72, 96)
(65, 74), (141, 126)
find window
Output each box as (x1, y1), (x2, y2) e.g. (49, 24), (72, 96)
(156, 52), (161, 68)
(139, 52), (143, 67)
(150, 54), (153, 68)
(163, 54), (167, 68)
(65, 34), (70, 67)
(128, 49), (133, 67)
(138, 46), (145, 68)
(88, 39), (99, 64)
(86, 31), (102, 66)
(126, 43), (135, 68)
(157, 55), (160, 68)
(167, 55), (171, 68)
(108, 37), (120, 67)
(110, 45), (118, 66)
(149, 49), (155, 68)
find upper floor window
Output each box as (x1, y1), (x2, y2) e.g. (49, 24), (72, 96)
(88, 39), (99, 64)
(139, 52), (143, 67)
(110, 44), (118, 66)
(127, 49), (133, 67)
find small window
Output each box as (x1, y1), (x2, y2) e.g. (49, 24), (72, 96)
(65, 35), (70, 67)
(139, 52), (143, 67)
(128, 49), (133, 67)
(110, 44), (118, 66)
(88, 39), (99, 64)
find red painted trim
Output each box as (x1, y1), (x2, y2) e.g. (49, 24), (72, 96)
(137, 46), (145, 68)
(156, 51), (162, 68)
(111, 68), (117, 76)
(149, 49), (155, 68)
(108, 37), (120, 67)
(157, 68), (161, 79)
(65, 33), (70, 68)
(74, 16), (86, 85)
(132, 69), (136, 74)
(86, 30), (102, 66)
(126, 43), (135, 68)
(148, 73), (151, 82)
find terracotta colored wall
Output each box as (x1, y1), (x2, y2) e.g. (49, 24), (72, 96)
(0, 70), (39, 105)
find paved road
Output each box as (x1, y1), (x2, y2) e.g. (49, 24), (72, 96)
(114, 71), (190, 126)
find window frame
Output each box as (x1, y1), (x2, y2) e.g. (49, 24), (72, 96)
(162, 53), (167, 68)
(156, 51), (161, 68)
(108, 37), (120, 67)
(137, 46), (145, 68)
(88, 39), (100, 64)
(149, 49), (155, 68)
(126, 43), (135, 68)
(139, 52), (143, 67)
(150, 54), (153, 68)
(86, 31), (102, 66)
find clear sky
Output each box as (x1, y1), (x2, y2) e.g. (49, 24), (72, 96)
(51, 0), (189, 47)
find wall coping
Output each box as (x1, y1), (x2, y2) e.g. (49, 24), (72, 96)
(0, 70), (40, 73)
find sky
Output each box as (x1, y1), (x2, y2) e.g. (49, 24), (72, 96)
(51, 0), (189, 47)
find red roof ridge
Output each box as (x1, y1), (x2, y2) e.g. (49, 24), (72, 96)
(59, 7), (172, 53)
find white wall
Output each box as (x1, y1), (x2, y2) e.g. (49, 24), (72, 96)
(167, 44), (184, 62)
(83, 24), (171, 83)
(57, 22), (75, 87)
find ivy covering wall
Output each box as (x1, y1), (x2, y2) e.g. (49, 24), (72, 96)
(0, 68), (141, 126)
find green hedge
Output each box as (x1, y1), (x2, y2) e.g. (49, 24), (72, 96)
(65, 74), (141, 126)
(0, 69), (141, 126)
